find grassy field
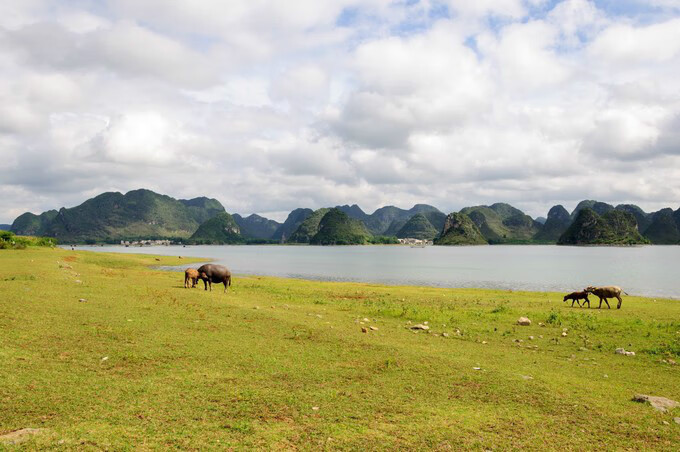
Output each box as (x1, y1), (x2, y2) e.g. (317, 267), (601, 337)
(1, 248), (679, 450)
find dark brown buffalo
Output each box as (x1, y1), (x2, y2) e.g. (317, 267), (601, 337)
(563, 290), (590, 308)
(197, 264), (232, 292)
(585, 286), (627, 309)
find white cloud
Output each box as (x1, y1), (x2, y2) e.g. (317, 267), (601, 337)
(1, 0), (680, 223)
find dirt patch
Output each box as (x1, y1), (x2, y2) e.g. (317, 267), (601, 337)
(0, 428), (44, 444)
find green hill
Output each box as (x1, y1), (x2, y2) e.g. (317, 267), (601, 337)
(310, 209), (372, 245)
(363, 205), (442, 235)
(533, 205), (571, 242)
(642, 208), (680, 244)
(570, 200), (614, 219)
(434, 213), (487, 245)
(460, 204), (541, 243)
(558, 208), (648, 245)
(10, 189), (226, 243)
(233, 214), (280, 240)
(615, 204), (651, 231)
(179, 197), (226, 225)
(272, 208), (313, 242)
(288, 208), (331, 243)
(188, 212), (243, 244)
(396, 213), (438, 240)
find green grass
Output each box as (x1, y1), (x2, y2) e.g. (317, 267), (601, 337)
(1, 248), (679, 449)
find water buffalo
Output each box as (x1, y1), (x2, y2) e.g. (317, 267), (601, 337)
(197, 264), (232, 292)
(184, 268), (199, 288)
(563, 290), (590, 308)
(585, 286), (628, 309)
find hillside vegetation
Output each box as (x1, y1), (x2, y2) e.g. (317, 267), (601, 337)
(10, 189), (225, 243)
(434, 213), (487, 245)
(188, 212), (243, 244)
(1, 248), (678, 449)
(6, 188), (680, 245)
(558, 208), (649, 245)
(309, 209), (372, 245)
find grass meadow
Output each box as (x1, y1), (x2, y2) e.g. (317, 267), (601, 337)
(1, 248), (679, 449)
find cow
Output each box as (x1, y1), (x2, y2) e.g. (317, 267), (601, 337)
(184, 268), (199, 288)
(197, 264), (232, 293)
(585, 286), (628, 309)
(563, 290), (590, 308)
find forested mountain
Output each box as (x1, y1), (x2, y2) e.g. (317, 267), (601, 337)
(10, 189), (226, 243)
(233, 214), (281, 240)
(7, 190), (679, 245)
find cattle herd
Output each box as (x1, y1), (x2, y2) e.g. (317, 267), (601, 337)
(182, 265), (628, 309)
(563, 286), (628, 309)
(184, 264), (232, 292)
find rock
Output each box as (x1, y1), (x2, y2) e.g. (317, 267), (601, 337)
(668, 359), (677, 365)
(369, 326), (378, 331)
(312, 406), (319, 411)
(74, 280), (82, 284)
(442, 332), (450, 338)
(101, 356), (109, 361)
(522, 375), (533, 380)
(0, 428), (44, 444)
(361, 327), (368, 333)
(561, 332), (567, 337)
(363, 318), (370, 322)
(538, 322), (545, 327)
(473, 367), (481, 370)
(78, 298), (87, 302)
(528, 336), (534, 340)
(410, 324), (430, 331)
(517, 317), (531, 326)
(615, 348), (635, 356)
(632, 394), (680, 412)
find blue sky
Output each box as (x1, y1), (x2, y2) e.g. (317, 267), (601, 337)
(0, 0), (679, 222)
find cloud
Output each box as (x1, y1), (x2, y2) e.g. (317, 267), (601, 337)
(1, 0), (680, 224)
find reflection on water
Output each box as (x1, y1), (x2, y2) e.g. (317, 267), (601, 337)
(73, 245), (680, 298)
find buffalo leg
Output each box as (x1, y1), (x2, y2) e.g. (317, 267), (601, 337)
(616, 295), (622, 309)
(603, 298), (610, 309)
(203, 279), (208, 290)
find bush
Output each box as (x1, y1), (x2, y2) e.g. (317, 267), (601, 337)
(0, 231), (57, 249)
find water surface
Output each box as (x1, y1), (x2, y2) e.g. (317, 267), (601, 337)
(73, 245), (680, 298)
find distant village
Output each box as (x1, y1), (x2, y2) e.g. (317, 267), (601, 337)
(397, 238), (433, 246)
(120, 239), (173, 247)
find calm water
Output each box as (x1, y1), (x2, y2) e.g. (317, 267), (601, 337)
(73, 245), (680, 298)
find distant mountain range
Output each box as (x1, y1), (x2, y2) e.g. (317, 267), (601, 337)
(6, 189), (680, 246)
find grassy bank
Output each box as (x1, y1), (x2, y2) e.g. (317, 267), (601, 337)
(0, 248), (678, 449)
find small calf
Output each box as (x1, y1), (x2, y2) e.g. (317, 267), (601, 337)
(563, 290), (590, 308)
(184, 268), (199, 288)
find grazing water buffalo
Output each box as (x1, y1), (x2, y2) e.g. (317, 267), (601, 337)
(184, 268), (199, 288)
(563, 290), (590, 308)
(197, 264), (232, 292)
(585, 286), (628, 309)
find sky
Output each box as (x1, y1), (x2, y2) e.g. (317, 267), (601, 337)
(1, 0), (679, 223)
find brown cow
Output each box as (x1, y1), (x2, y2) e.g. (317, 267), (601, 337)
(563, 290), (590, 308)
(184, 268), (199, 288)
(585, 286), (628, 309)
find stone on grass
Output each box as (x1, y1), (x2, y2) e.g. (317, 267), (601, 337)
(78, 298), (87, 302)
(0, 428), (44, 444)
(517, 317), (531, 326)
(615, 348), (635, 356)
(361, 327), (368, 333)
(632, 394), (679, 412)
(561, 332), (568, 337)
(369, 326), (378, 331)
(410, 324), (430, 331)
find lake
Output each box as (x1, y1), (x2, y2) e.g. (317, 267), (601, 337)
(72, 244), (680, 298)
